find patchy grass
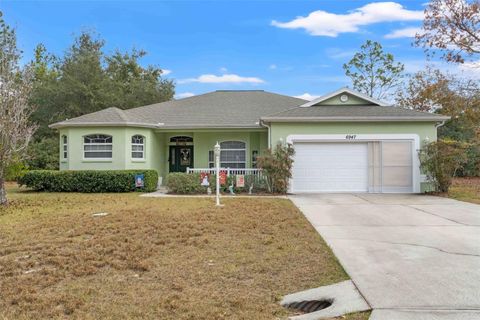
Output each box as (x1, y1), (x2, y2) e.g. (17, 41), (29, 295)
(0, 183), (369, 320)
(446, 177), (480, 205)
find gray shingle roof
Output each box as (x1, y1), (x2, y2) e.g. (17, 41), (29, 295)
(50, 90), (307, 129)
(56, 107), (130, 125)
(49, 90), (449, 129)
(261, 105), (450, 122)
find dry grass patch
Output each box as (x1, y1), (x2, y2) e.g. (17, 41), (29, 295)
(0, 183), (368, 319)
(444, 177), (480, 205)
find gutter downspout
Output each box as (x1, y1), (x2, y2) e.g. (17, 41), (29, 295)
(259, 119), (271, 148)
(435, 120), (447, 128)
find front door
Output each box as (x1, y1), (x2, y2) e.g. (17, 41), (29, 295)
(169, 146), (194, 172)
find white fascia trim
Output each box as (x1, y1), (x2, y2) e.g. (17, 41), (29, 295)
(49, 122), (157, 129)
(286, 134), (421, 194)
(300, 87), (389, 107)
(50, 122), (264, 130)
(261, 116), (450, 122)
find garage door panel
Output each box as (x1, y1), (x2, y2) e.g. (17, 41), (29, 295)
(381, 141), (413, 191)
(292, 143), (368, 192)
(383, 166), (413, 187)
(291, 140), (414, 193)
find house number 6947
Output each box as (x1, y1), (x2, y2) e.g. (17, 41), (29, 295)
(345, 134), (357, 140)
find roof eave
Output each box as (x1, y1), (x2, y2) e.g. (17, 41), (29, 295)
(49, 122), (158, 129)
(49, 122), (264, 130)
(261, 116), (451, 122)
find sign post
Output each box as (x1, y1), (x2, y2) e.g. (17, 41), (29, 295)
(214, 142), (221, 206)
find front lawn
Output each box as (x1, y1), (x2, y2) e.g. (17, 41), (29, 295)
(446, 177), (480, 205)
(0, 183), (369, 319)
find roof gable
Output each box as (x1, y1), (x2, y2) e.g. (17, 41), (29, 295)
(301, 87), (389, 107)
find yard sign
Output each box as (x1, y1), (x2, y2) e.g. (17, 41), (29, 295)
(135, 174), (145, 188)
(219, 171), (227, 185)
(236, 175), (245, 188)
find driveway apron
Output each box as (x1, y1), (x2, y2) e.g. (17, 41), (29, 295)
(289, 193), (480, 319)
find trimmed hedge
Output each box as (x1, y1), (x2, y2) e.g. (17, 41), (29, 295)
(165, 173), (204, 194)
(18, 170), (158, 193)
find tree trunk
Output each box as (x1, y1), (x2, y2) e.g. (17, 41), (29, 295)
(0, 177), (7, 206)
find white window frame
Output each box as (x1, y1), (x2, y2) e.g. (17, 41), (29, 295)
(83, 134), (113, 161)
(62, 135), (68, 161)
(131, 135), (145, 160)
(209, 141), (246, 168)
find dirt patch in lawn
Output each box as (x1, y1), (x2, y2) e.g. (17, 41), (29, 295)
(0, 184), (368, 320)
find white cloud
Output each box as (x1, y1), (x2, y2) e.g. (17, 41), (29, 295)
(220, 67), (228, 73)
(271, 2), (423, 37)
(401, 59), (480, 80)
(384, 27), (422, 39)
(458, 61), (480, 78)
(295, 93), (320, 101)
(325, 48), (357, 60)
(162, 69), (172, 75)
(178, 74), (265, 84)
(269, 64), (277, 70)
(175, 92), (195, 99)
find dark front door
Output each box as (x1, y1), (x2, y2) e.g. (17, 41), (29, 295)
(169, 146), (194, 172)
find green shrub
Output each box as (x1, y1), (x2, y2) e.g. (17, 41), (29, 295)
(165, 172), (268, 194)
(166, 173), (205, 194)
(26, 138), (59, 170)
(18, 170), (158, 193)
(223, 174), (268, 193)
(458, 143), (480, 177)
(5, 161), (28, 181)
(419, 139), (469, 192)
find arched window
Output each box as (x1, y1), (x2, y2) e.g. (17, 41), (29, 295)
(131, 135), (145, 159)
(62, 135), (68, 160)
(83, 134), (113, 159)
(209, 141), (246, 168)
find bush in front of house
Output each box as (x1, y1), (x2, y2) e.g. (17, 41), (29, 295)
(256, 142), (295, 194)
(419, 139), (469, 192)
(18, 170), (158, 193)
(165, 172), (268, 194)
(165, 172), (204, 194)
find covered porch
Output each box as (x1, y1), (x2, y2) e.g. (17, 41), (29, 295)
(154, 129), (268, 182)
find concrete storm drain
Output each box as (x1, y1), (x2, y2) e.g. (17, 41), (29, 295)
(280, 280), (370, 320)
(284, 299), (333, 313)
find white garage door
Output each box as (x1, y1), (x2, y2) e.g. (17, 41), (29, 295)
(292, 142), (368, 193)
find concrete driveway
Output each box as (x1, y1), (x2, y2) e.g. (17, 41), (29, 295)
(289, 193), (480, 320)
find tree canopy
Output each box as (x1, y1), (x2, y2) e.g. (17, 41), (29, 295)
(343, 40), (405, 100)
(396, 67), (480, 142)
(25, 29), (175, 170)
(30, 31), (175, 142)
(416, 0), (480, 65)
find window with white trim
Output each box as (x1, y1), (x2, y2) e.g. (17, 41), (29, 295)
(83, 134), (113, 159)
(208, 141), (246, 168)
(62, 135), (68, 160)
(208, 150), (214, 168)
(131, 135), (145, 159)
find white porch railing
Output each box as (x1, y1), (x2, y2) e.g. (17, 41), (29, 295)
(186, 167), (264, 178)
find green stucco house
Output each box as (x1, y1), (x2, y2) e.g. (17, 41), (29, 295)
(50, 87), (448, 193)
